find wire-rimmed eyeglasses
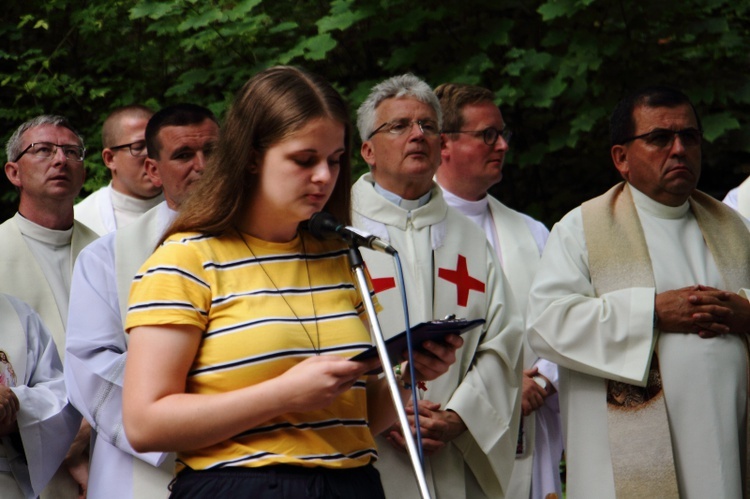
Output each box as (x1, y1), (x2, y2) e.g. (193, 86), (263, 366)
(620, 128), (703, 149)
(13, 142), (85, 163)
(368, 119), (440, 139)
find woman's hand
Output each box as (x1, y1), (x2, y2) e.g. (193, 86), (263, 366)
(279, 355), (378, 413)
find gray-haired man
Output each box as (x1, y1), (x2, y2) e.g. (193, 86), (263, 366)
(352, 74), (523, 498)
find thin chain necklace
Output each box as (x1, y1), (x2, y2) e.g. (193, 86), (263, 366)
(238, 229), (321, 355)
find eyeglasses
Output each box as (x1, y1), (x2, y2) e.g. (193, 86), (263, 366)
(368, 119), (440, 139)
(110, 140), (147, 157)
(442, 127), (512, 146)
(13, 142), (85, 163)
(621, 128), (703, 148)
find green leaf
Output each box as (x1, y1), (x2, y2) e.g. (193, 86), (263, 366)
(701, 112), (740, 142)
(130, 1), (176, 21)
(570, 106), (607, 135)
(538, 0), (573, 21)
(301, 33), (337, 61)
(226, 0), (263, 19)
(317, 10), (369, 33)
(269, 21), (298, 34)
(178, 7), (223, 31)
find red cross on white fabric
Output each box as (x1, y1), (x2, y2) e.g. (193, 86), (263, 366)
(372, 276), (396, 294)
(438, 254), (485, 307)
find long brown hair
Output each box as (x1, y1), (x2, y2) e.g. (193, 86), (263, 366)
(162, 66), (353, 243)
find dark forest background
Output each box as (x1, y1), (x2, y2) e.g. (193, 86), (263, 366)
(2, 0), (749, 228)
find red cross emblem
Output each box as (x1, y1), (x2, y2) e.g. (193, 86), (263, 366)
(438, 254), (485, 307)
(372, 277), (396, 294)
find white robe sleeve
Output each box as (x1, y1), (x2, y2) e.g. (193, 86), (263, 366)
(445, 246), (524, 493)
(64, 237), (167, 466)
(723, 186), (739, 210)
(9, 296), (81, 498)
(526, 208), (656, 386)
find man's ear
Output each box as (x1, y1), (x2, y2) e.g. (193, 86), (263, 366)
(440, 133), (452, 162)
(144, 158), (163, 188)
(361, 140), (376, 167)
(102, 149), (116, 172)
(611, 145), (630, 180)
(4, 162), (21, 188)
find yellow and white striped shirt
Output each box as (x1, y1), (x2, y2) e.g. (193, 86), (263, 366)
(126, 230), (377, 472)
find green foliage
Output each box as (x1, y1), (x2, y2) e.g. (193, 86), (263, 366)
(1, 0), (749, 226)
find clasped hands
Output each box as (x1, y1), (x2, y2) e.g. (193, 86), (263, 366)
(385, 399), (467, 456)
(655, 284), (750, 338)
(0, 384), (19, 437)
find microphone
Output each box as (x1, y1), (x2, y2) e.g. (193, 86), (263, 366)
(308, 212), (397, 255)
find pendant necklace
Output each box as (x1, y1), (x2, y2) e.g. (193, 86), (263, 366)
(238, 229), (321, 355)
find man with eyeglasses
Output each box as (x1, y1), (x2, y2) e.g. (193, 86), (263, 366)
(1, 114), (98, 499)
(527, 86), (750, 498)
(65, 104), (219, 499)
(435, 83), (563, 499)
(74, 105), (163, 235)
(352, 74), (523, 499)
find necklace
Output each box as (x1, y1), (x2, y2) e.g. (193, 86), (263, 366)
(238, 229), (321, 355)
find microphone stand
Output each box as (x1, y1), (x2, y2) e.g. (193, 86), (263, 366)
(346, 245), (432, 499)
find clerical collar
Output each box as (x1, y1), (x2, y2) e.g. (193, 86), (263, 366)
(110, 183), (164, 214)
(14, 212), (73, 247)
(629, 184), (690, 220)
(373, 182), (431, 211)
(440, 187), (488, 217)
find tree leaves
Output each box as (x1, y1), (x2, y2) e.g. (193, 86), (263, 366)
(1, 0), (749, 225)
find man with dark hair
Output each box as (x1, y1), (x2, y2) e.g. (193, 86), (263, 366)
(75, 105), (163, 235)
(1, 114), (98, 499)
(527, 86), (750, 498)
(435, 82), (562, 499)
(65, 104), (219, 499)
(353, 74), (523, 499)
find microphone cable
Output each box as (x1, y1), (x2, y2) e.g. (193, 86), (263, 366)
(393, 252), (425, 465)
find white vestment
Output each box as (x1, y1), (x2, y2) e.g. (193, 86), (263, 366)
(0, 214), (98, 498)
(74, 184), (163, 236)
(0, 294), (80, 499)
(352, 174), (524, 499)
(0, 214), (98, 360)
(723, 176), (750, 220)
(528, 185), (750, 499)
(66, 202), (176, 499)
(441, 187), (563, 499)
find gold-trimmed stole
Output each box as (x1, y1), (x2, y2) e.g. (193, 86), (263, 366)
(582, 182), (750, 498)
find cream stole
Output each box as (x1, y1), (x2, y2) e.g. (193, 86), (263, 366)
(115, 203), (167, 324)
(114, 203), (175, 497)
(0, 218), (97, 362)
(582, 182), (750, 498)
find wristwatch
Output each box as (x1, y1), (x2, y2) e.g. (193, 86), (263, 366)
(533, 375), (548, 391)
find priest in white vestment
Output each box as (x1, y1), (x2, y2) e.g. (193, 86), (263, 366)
(353, 74), (524, 499)
(65, 104), (220, 499)
(2, 115), (99, 498)
(434, 82), (563, 499)
(75, 105), (163, 235)
(527, 86), (750, 499)
(0, 294), (81, 499)
(723, 176), (750, 219)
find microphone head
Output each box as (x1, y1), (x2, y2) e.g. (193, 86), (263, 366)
(307, 212), (343, 240)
